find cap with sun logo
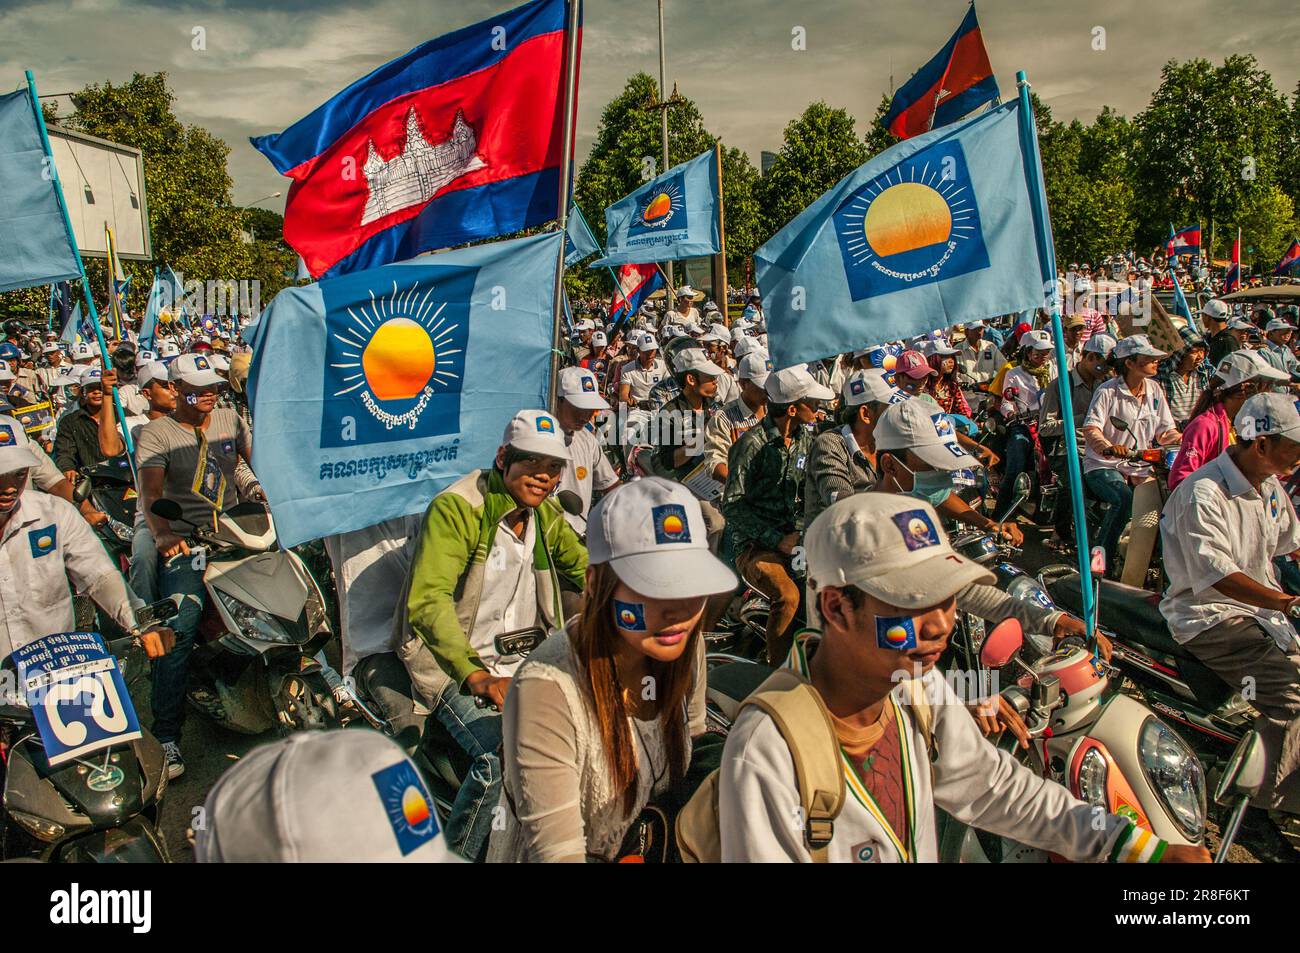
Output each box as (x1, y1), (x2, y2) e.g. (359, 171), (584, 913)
(557, 366), (611, 411)
(501, 409), (571, 461)
(0, 414), (41, 475)
(169, 352), (225, 387)
(586, 476), (736, 600)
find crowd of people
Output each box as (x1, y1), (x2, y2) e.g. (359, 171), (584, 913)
(2, 250), (1299, 865)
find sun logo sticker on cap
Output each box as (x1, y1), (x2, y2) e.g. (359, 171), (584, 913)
(535, 415), (556, 434)
(28, 525), (57, 559)
(875, 616), (917, 650)
(0, 424), (14, 446)
(931, 414), (954, 439)
(849, 378), (866, 396)
(892, 509), (940, 552)
(652, 503), (691, 544)
(194, 357), (210, 370)
(581, 376), (596, 392)
(372, 760), (438, 856)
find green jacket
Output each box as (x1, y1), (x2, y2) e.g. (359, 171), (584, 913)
(722, 417), (815, 553)
(406, 468), (587, 690)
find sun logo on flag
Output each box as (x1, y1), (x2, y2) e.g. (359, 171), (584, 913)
(630, 171), (689, 235)
(320, 267), (473, 449)
(833, 141), (990, 302)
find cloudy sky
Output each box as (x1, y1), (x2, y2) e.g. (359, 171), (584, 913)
(2, 0), (1296, 213)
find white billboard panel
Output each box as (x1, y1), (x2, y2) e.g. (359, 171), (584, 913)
(46, 125), (152, 260)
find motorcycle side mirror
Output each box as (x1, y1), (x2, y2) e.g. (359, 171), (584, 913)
(150, 498), (184, 521)
(72, 476), (93, 505)
(1090, 546), (1107, 576)
(1214, 730), (1268, 807)
(555, 489), (584, 517)
(136, 596), (181, 628)
(980, 618), (1024, 669)
(1108, 415), (1130, 433)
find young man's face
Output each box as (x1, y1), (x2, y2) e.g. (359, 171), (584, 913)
(822, 586), (957, 680)
(496, 448), (564, 508)
(555, 397), (597, 434)
(178, 381), (219, 414)
(1179, 347), (1206, 372)
(0, 468), (28, 516)
(1255, 435), (1300, 479)
(81, 383), (104, 412)
(1065, 326), (1083, 349)
(689, 371), (718, 401)
(144, 380), (177, 413)
(1024, 348), (1051, 369)
(965, 327), (983, 347)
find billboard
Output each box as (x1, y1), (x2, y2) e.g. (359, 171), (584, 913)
(46, 124), (151, 260)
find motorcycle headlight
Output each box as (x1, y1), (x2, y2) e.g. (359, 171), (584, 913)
(1139, 717), (1206, 841)
(1076, 747), (1109, 806)
(214, 590), (298, 644)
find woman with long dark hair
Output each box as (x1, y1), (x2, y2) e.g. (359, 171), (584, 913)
(925, 341), (971, 417)
(488, 478), (736, 862)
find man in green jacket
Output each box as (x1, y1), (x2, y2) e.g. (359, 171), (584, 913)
(722, 365), (832, 665)
(405, 409), (587, 860)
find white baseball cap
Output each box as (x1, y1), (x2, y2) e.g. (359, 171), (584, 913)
(804, 493), (994, 611)
(0, 414), (39, 474)
(195, 730), (462, 863)
(732, 335), (764, 359)
(41, 342), (60, 354)
(1021, 329), (1055, 351)
(501, 409), (571, 460)
(586, 476), (736, 600)
(169, 352), (224, 387)
(637, 333), (659, 353)
(736, 352), (773, 387)
(874, 395), (977, 470)
(70, 341), (96, 361)
(558, 366), (611, 411)
(1235, 392), (1300, 442)
(1083, 332), (1117, 357)
(137, 361), (171, 389)
(159, 341), (181, 359)
(843, 368), (905, 407)
(1214, 350), (1289, 390)
(1200, 299), (1230, 322)
(1265, 317), (1297, 333)
(924, 337), (959, 356)
(1112, 334), (1166, 360)
(675, 284), (701, 300)
(1227, 317), (1255, 332)
(135, 349), (158, 366)
(590, 330), (607, 348)
(673, 348), (726, 378)
(764, 365), (835, 404)
(0, 360), (13, 383)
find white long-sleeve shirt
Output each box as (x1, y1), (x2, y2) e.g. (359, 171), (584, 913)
(0, 489), (141, 661)
(718, 636), (1158, 863)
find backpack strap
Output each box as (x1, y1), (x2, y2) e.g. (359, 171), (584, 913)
(741, 668), (845, 863)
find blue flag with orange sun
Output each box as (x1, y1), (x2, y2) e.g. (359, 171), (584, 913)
(756, 99), (1049, 369)
(247, 231), (561, 547)
(590, 147), (721, 268)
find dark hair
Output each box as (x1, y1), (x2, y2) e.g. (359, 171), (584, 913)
(570, 563), (695, 816)
(1188, 376), (1247, 421)
(768, 400), (796, 419)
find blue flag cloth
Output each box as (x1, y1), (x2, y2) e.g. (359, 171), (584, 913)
(756, 100), (1048, 369)
(59, 301), (88, 345)
(0, 87), (82, 293)
(248, 232), (561, 547)
(563, 203), (600, 267)
(591, 147), (721, 267)
(138, 271), (165, 350)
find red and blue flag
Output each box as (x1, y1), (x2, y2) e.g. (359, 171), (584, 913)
(609, 263), (663, 325)
(1167, 224), (1200, 259)
(1225, 234), (1241, 293)
(1276, 238), (1300, 276)
(883, 5), (998, 141)
(251, 0), (579, 279)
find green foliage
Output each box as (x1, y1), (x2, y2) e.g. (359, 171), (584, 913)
(1236, 185), (1296, 271)
(756, 102), (869, 243)
(864, 94), (901, 159)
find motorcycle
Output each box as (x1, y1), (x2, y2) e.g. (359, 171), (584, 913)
(148, 498), (338, 736)
(0, 601), (178, 862)
(935, 618), (1208, 862)
(72, 457), (138, 572)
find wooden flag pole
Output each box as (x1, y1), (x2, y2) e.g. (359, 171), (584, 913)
(711, 141), (729, 326)
(548, 0), (582, 409)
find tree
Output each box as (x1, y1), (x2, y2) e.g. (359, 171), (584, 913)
(1235, 185), (1297, 274)
(756, 102), (869, 243)
(864, 94), (901, 159)
(572, 73), (758, 293)
(1133, 55), (1291, 257)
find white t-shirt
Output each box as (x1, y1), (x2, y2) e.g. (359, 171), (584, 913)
(1082, 376), (1175, 476)
(621, 358), (666, 403)
(1160, 450), (1300, 649)
(557, 427), (619, 533)
(471, 512), (538, 677)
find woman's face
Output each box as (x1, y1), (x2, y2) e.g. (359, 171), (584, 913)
(939, 356), (956, 376)
(609, 579), (704, 664)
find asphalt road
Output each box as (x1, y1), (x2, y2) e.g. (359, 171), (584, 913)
(135, 515), (1278, 863)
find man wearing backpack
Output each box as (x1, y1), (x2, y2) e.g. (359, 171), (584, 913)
(713, 493), (1209, 863)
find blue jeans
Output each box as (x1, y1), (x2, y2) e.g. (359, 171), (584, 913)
(151, 552), (207, 744)
(995, 425), (1033, 520)
(430, 682), (503, 861)
(129, 523), (159, 603)
(1085, 468), (1133, 570)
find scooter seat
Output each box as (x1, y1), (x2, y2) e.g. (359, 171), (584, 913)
(706, 660), (775, 722)
(1049, 573), (1195, 661)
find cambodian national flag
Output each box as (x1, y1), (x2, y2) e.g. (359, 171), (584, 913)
(883, 5), (999, 141)
(1225, 234), (1241, 293)
(1276, 238), (1300, 276)
(250, 0), (579, 279)
(1167, 224), (1200, 259)
(609, 263), (663, 323)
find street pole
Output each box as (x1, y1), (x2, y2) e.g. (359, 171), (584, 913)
(658, 0), (672, 289)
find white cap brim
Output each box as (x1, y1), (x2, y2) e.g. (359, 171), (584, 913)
(0, 446), (39, 475)
(174, 369), (224, 387)
(851, 551), (994, 610)
(607, 548), (737, 600)
(564, 391), (611, 411)
(505, 435), (571, 461)
(910, 437), (978, 471)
